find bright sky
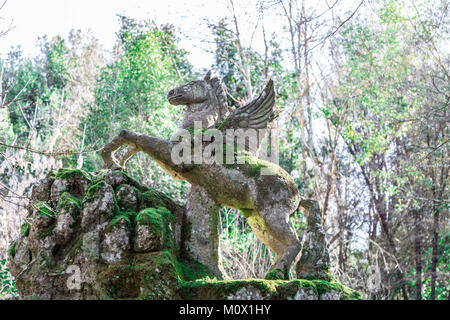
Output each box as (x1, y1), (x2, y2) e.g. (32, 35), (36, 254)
(0, 0), (362, 69)
(0, 0), (231, 67)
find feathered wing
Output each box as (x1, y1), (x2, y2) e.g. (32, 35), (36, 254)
(217, 79), (278, 131)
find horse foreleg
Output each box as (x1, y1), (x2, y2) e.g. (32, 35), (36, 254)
(100, 130), (141, 169)
(116, 145), (140, 167)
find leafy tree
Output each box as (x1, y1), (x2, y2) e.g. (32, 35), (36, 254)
(86, 16), (194, 199)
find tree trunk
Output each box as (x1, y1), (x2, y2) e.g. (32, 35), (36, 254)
(430, 207), (440, 300)
(413, 209), (423, 300)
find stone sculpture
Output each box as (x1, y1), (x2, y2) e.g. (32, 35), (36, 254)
(100, 71), (301, 279)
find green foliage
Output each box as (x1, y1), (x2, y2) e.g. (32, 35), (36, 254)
(0, 3), (447, 300)
(20, 222), (30, 237)
(35, 202), (56, 219)
(210, 19), (288, 105)
(81, 16), (194, 200)
(0, 259), (18, 298)
(7, 242), (16, 258)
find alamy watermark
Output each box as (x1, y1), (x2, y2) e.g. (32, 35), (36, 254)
(170, 121), (279, 175)
(367, 264), (381, 292)
(66, 265), (82, 290)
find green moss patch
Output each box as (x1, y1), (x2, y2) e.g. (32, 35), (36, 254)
(35, 202), (56, 218)
(142, 190), (166, 208)
(57, 192), (82, 218)
(179, 260), (218, 282)
(52, 168), (92, 181)
(265, 269), (285, 280)
(82, 180), (107, 203)
(224, 153), (272, 178)
(136, 208), (164, 233)
(21, 222), (30, 237)
(107, 211), (136, 232)
(8, 241), (16, 258)
(179, 278), (278, 299)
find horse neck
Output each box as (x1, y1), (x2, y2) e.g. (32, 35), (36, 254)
(180, 100), (221, 129)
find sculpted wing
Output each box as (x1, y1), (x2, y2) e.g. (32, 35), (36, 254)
(217, 79), (278, 130)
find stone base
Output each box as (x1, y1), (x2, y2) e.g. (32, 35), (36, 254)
(179, 279), (358, 300)
(7, 168), (358, 300)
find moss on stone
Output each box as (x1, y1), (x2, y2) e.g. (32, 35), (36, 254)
(178, 277), (358, 300)
(21, 222), (30, 237)
(135, 207), (174, 250)
(223, 153), (273, 178)
(96, 263), (140, 299)
(9, 168), (360, 300)
(179, 260), (218, 282)
(272, 279), (317, 298)
(239, 208), (253, 218)
(57, 192), (82, 218)
(179, 278), (277, 299)
(312, 279), (359, 300)
(150, 250), (183, 278)
(37, 225), (55, 240)
(142, 190), (166, 208)
(67, 239), (83, 260)
(35, 202), (56, 218)
(116, 184), (141, 211)
(8, 241), (16, 258)
(82, 180), (107, 204)
(107, 211), (135, 232)
(264, 269), (285, 280)
(135, 208), (164, 234)
(96, 251), (183, 300)
(341, 285), (361, 300)
(52, 168), (92, 181)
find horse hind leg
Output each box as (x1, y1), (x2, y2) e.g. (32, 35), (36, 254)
(245, 208), (301, 280)
(259, 208), (301, 280)
(245, 212), (286, 276)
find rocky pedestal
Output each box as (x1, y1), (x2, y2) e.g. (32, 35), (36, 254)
(296, 199), (332, 281)
(7, 168), (358, 300)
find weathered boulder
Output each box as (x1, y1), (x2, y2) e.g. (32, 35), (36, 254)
(7, 168), (358, 300)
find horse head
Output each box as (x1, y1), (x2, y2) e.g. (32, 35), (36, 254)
(167, 71), (230, 129)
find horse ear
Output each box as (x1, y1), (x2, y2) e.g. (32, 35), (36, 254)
(204, 70), (212, 81)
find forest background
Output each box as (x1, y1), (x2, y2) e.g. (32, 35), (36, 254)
(0, 0), (448, 300)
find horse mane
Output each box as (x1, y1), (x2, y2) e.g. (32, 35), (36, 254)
(178, 73), (230, 130)
(208, 76), (230, 125)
